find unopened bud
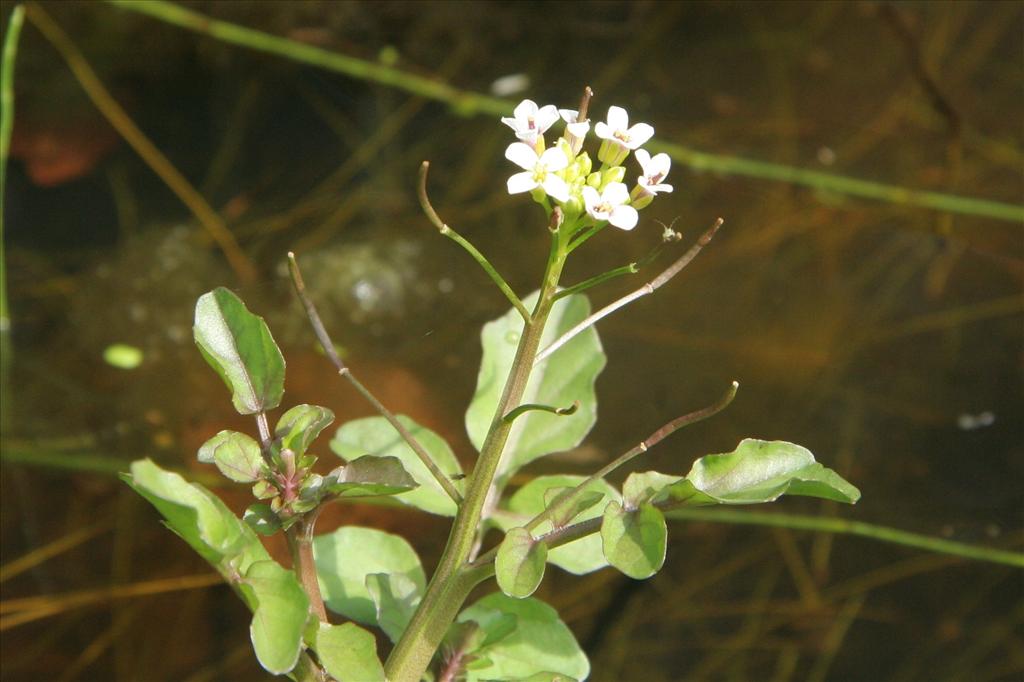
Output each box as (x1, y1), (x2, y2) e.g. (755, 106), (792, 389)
(602, 165), (626, 187)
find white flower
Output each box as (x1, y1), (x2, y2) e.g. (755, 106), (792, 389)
(501, 99), (559, 145)
(594, 105), (654, 150)
(635, 149), (673, 195)
(582, 182), (638, 230)
(558, 108), (590, 155)
(505, 142), (570, 202)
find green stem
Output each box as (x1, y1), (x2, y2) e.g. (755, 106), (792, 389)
(523, 381), (738, 534)
(0, 5), (24, 457)
(385, 230), (569, 682)
(554, 262), (639, 301)
(664, 507), (1024, 569)
(288, 252), (463, 505)
(418, 162), (529, 323)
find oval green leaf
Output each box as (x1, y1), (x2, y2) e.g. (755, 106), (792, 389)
(330, 415), (462, 516)
(365, 572), (421, 643)
(275, 404), (335, 455)
(238, 560), (309, 675)
(324, 455), (418, 499)
(313, 526), (425, 625)
(311, 622), (386, 682)
(499, 475), (621, 575)
(496, 528), (548, 599)
(124, 459), (269, 575)
(456, 593), (589, 682)
(243, 503), (281, 536)
(601, 501), (667, 579)
(194, 287), (285, 415)
(465, 291), (606, 484)
(197, 430), (264, 483)
(663, 439), (861, 505)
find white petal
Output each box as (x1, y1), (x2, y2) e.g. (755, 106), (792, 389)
(602, 182), (630, 205)
(500, 116), (519, 131)
(535, 105), (560, 133)
(559, 108), (579, 123)
(606, 105), (629, 131)
(542, 176), (570, 203)
(515, 130), (540, 144)
(505, 142), (538, 170)
(625, 123), (654, 148)
(566, 120), (590, 137)
(594, 121), (613, 140)
(651, 183), (673, 194)
(609, 205), (638, 230)
(513, 99), (538, 121)
(582, 185), (601, 209)
(634, 149), (652, 173)
(508, 172), (539, 194)
(539, 147), (569, 172)
(650, 152), (671, 175)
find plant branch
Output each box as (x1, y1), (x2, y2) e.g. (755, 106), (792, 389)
(287, 520), (327, 623)
(554, 233), (673, 301)
(419, 162), (530, 323)
(537, 218), (723, 364)
(502, 400), (578, 424)
(523, 381), (738, 534)
(287, 252), (463, 506)
(386, 228), (570, 682)
(23, 2), (256, 284)
(476, 495), (1024, 571)
(0, 3), (24, 335)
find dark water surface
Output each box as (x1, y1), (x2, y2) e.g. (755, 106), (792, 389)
(2, 2), (1021, 680)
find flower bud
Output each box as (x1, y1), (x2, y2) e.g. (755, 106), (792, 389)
(577, 151), (592, 176)
(602, 165), (626, 187)
(630, 187), (654, 210)
(562, 187), (584, 217)
(586, 172), (602, 189)
(598, 139), (629, 166)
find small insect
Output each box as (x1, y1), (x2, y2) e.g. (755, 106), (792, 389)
(654, 216), (684, 243)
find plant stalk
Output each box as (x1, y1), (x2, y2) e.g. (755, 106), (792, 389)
(287, 518), (327, 623)
(384, 230), (569, 682)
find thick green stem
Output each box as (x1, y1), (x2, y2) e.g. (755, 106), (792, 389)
(384, 233), (568, 682)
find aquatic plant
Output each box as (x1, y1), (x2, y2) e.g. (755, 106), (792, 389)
(126, 90), (859, 682)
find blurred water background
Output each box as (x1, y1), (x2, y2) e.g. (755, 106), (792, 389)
(1, 2), (1021, 680)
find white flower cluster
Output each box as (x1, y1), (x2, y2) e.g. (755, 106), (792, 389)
(502, 99), (672, 231)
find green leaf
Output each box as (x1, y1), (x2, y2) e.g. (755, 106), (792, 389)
(124, 459), (269, 575)
(622, 471), (682, 508)
(310, 621), (386, 682)
(365, 572), (421, 643)
(662, 439), (861, 506)
(456, 593), (589, 682)
(324, 455), (419, 498)
(237, 560), (309, 675)
(313, 526), (425, 626)
(193, 287), (285, 415)
(542, 487), (605, 528)
(275, 404), (335, 455)
(601, 501), (667, 579)
(330, 415), (463, 516)
(465, 291), (606, 484)
(243, 503), (281, 536)
(197, 430), (264, 483)
(496, 528), (547, 599)
(512, 673), (579, 682)
(498, 475), (621, 575)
